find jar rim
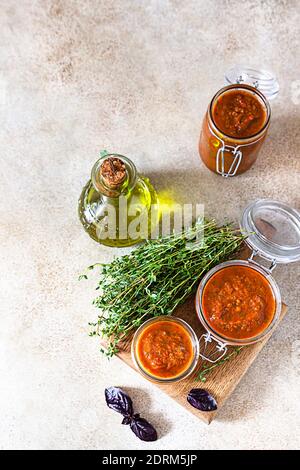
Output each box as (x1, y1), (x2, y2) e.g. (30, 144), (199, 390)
(195, 260), (282, 346)
(131, 316), (199, 383)
(208, 84), (271, 143)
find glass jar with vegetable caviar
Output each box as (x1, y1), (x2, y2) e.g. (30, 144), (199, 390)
(131, 316), (199, 383)
(195, 199), (300, 362)
(198, 67), (279, 177)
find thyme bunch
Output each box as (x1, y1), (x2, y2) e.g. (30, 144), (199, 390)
(83, 219), (246, 357)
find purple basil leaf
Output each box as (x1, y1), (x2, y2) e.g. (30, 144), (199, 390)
(105, 387), (133, 417)
(187, 388), (218, 412)
(130, 414), (157, 442)
(121, 416), (131, 425)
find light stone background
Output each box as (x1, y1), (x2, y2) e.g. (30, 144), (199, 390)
(0, 0), (300, 450)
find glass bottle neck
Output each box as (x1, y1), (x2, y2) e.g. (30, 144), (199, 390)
(91, 154), (137, 198)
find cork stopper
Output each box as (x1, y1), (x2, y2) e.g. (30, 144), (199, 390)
(99, 157), (127, 189)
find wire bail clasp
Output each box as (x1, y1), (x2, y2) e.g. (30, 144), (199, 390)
(199, 332), (228, 363)
(248, 250), (277, 273)
(236, 73), (259, 89)
(216, 143), (243, 177)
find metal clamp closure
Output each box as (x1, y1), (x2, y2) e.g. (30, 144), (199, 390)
(199, 332), (228, 363)
(248, 250), (277, 273)
(236, 74), (259, 89)
(208, 118), (265, 178)
(216, 144), (243, 177)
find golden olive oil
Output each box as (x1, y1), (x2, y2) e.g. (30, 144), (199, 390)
(78, 154), (159, 247)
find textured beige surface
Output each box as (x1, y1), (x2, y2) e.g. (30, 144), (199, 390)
(0, 0), (299, 450)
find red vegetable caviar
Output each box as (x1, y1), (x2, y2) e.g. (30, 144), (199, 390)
(202, 265), (276, 340)
(212, 89), (267, 139)
(136, 321), (194, 379)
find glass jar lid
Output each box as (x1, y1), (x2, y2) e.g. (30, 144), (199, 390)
(225, 65), (279, 100)
(240, 199), (300, 264)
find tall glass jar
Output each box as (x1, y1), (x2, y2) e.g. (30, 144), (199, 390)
(199, 83), (271, 177)
(78, 153), (159, 247)
(198, 66), (279, 177)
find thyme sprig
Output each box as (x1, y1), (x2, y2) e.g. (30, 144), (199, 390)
(82, 218), (247, 357)
(198, 346), (244, 382)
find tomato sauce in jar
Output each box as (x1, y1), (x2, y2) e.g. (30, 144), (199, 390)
(136, 320), (194, 379)
(201, 265), (276, 340)
(212, 89), (267, 138)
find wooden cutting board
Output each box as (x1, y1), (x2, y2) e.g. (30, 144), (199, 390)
(100, 247), (288, 423)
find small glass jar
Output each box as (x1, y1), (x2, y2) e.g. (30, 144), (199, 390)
(131, 316), (199, 383)
(78, 153), (159, 247)
(195, 199), (300, 362)
(198, 66), (278, 177)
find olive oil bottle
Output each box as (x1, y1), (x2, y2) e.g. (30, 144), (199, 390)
(78, 153), (159, 247)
